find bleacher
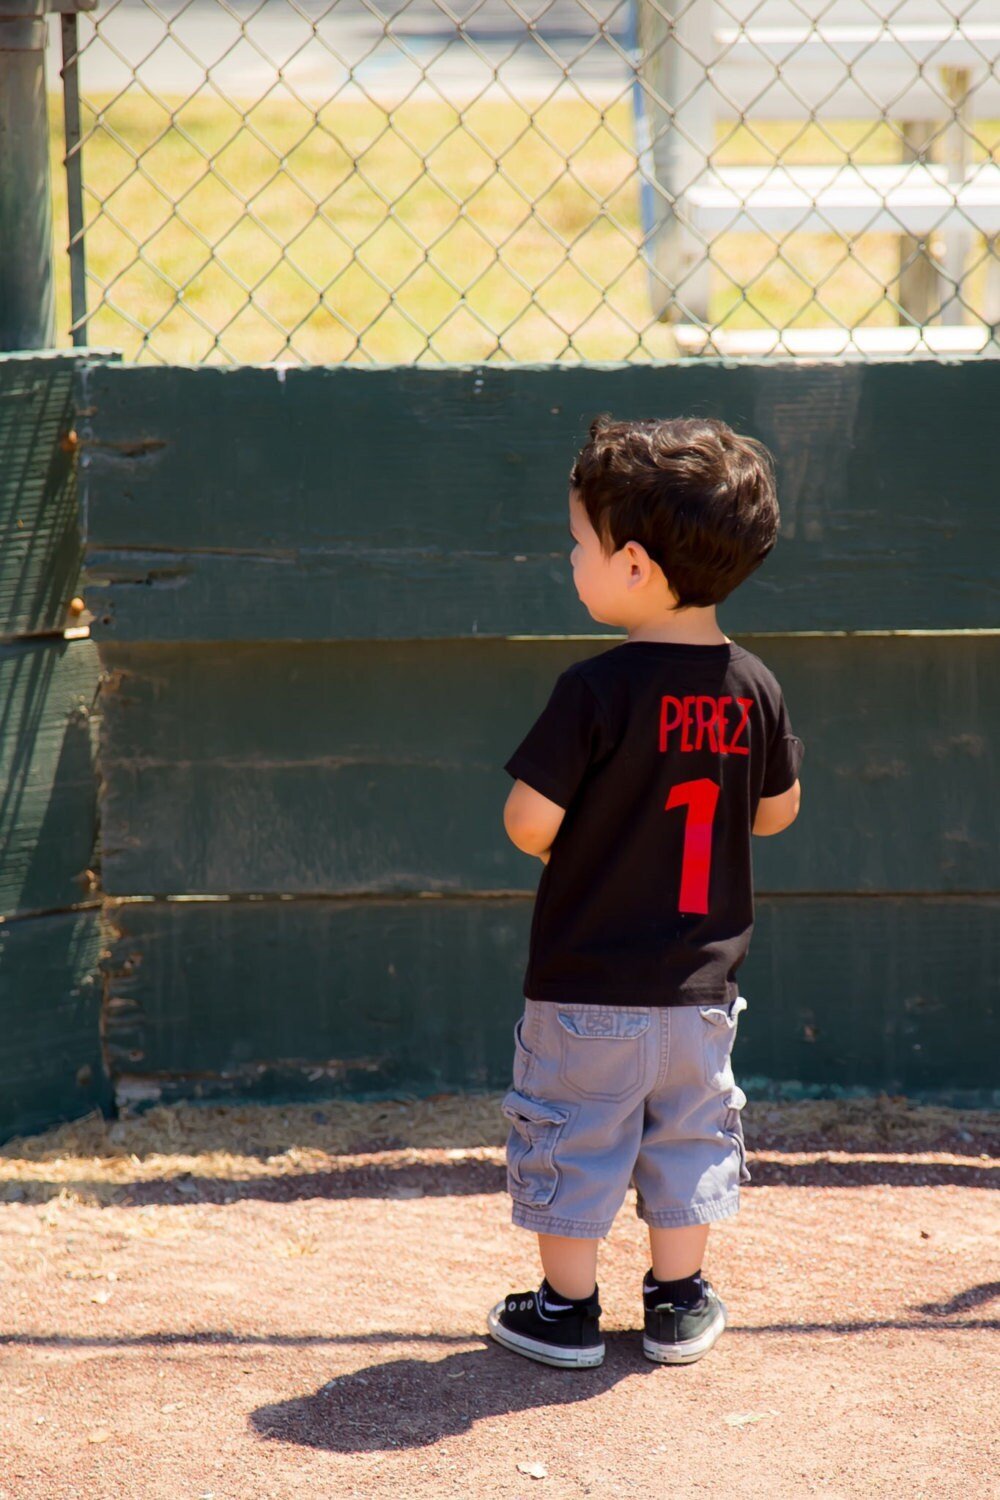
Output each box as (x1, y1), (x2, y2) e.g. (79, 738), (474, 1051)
(632, 0), (1000, 352)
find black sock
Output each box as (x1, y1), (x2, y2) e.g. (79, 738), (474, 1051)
(538, 1277), (597, 1317)
(643, 1266), (705, 1307)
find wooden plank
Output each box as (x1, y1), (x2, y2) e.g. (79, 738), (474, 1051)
(0, 354), (86, 638)
(77, 362), (1000, 641)
(81, 544), (568, 646)
(0, 908), (109, 1142)
(0, 636), (100, 916)
(102, 896), (1000, 1108)
(96, 634), (999, 898)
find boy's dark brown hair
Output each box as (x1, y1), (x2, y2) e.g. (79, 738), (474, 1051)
(569, 414), (780, 608)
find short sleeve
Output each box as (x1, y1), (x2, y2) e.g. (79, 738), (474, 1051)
(503, 668), (606, 811)
(761, 691), (805, 797)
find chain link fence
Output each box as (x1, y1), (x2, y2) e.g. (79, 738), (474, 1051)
(49, 0), (1000, 363)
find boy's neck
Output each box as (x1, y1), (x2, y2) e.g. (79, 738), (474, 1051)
(625, 605), (730, 648)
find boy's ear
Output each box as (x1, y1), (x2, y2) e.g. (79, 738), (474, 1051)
(624, 539), (659, 583)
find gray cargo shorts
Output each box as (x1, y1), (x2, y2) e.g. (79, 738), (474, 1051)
(501, 995), (751, 1238)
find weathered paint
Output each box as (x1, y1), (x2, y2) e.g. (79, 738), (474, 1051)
(94, 634), (999, 898)
(0, 908), (109, 1142)
(101, 896), (1000, 1108)
(0, 353), (87, 637)
(0, 355), (111, 1140)
(77, 361), (1000, 641)
(0, 636), (100, 915)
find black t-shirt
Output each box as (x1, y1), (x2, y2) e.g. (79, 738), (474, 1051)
(503, 640), (805, 1006)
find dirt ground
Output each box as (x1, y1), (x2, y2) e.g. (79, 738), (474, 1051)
(0, 1094), (997, 1500)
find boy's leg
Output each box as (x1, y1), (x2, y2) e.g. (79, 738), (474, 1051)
(647, 1222), (709, 1281)
(537, 1232), (600, 1300)
(642, 1220), (725, 1365)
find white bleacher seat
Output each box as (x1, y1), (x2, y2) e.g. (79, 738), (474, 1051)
(634, 0), (1000, 341)
(686, 162), (1000, 237)
(672, 324), (994, 355)
(705, 15), (1000, 119)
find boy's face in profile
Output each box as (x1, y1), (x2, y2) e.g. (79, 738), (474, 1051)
(569, 486), (621, 623)
(569, 486), (666, 625)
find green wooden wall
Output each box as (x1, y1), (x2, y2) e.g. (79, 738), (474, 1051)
(75, 361), (999, 1111)
(0, 353), (109, 1140)
(80, 361), (999, 639)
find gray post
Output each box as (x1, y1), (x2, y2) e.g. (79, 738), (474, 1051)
(61, 8), (88, 344)
(0, 0), (55, 350)
(636, 0), (717, 325)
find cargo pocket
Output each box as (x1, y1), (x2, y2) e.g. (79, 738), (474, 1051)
(501, 1088), (570, 1208)
(723, 1082), (752, 1185)
(698, 993), (747, 1090)
(555, 1006), (651, 1102)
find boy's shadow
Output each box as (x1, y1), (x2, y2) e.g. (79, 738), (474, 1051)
(251, 1334), (654, 1452)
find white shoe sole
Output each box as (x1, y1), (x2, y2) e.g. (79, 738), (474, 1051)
(487, 1301), (605, 1368)
(642, 1299), (727, 1364)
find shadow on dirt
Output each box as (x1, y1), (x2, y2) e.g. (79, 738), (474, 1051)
(251, 1337), (656, 1451)
(915, 1279), (1000, 1316)
(4, 1153), (996, 1207)
(249, 1286), (1000, 1453)
(3, 1309), (997, 1356)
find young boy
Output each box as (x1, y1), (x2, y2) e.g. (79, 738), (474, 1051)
(487, 414), (804, 1370)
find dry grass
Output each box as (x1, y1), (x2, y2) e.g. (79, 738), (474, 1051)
(1, 1094), (996, 1206)
(47, 93), (1000, 364)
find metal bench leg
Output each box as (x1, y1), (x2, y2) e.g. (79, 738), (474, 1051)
(937, 66), (972, 325)
(898, 121), (940, 328)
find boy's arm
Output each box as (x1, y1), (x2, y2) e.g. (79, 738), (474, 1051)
(752, 778), (801, 836)
(504, 779), (567, 861)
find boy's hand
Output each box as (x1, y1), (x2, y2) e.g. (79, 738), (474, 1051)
(503, 780), (566, 858)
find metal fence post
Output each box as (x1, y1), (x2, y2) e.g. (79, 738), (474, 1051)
(635, 0), (717, 326)
(59, 1), (92, 346)
(0, 0), (55, 350)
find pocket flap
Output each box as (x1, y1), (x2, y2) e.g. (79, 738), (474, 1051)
(556, 1008), (650, 1039)
(501, 1088), (569, 1130)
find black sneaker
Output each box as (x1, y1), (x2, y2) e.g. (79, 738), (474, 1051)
(642, 1277), (727, 1365)
(487, 1279), (605, 1368)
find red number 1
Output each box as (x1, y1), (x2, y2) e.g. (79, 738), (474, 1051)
(665, 777), (719, 915)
